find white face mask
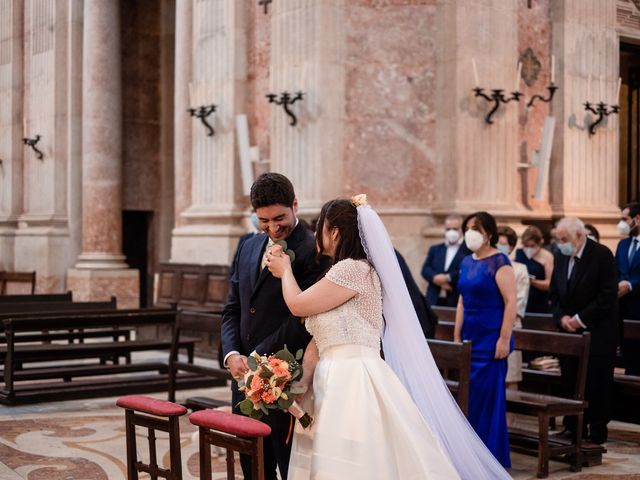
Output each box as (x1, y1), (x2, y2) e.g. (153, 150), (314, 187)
(523, 247), (538, 260)
(618, 220), (631, 237)
(444, 229), (461, 244)
(464, 229), (485, 252)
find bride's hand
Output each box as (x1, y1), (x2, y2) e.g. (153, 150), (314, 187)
(266, 246), (291, 278)
(291, 379), (310, 401)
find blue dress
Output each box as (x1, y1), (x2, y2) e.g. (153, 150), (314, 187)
(514, 248), (549, 313)
(458, 253), (512, 468)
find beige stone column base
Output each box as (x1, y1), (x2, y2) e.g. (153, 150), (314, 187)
(66, 268), (140, 309)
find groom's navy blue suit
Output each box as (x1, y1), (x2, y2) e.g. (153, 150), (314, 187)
(221, 221), (322, 480)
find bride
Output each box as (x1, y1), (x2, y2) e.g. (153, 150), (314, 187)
(266, 196), (511, 479)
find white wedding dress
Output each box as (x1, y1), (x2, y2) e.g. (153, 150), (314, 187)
(287, 258), (460, 480)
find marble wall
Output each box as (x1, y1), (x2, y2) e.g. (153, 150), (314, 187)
(2, 0), (638, 301)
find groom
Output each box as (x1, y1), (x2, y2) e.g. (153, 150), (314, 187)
(221, 172), (322, 480)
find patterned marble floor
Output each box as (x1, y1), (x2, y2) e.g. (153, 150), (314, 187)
(0, 384), (639, 479)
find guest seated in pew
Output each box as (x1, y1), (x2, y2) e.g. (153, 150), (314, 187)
(455, 211), (517, 468)
(550, 217), (618, 444)
(497, 226), (530, 387)
(616, 202), (640, 375)
(515, 226), (553, 313)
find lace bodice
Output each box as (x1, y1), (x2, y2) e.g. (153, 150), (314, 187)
(305, 259), (383, 353)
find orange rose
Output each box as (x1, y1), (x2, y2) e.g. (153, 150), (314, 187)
(261, 389), (277, 404)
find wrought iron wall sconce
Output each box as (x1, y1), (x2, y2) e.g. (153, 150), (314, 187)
(583, 101), (619, 136)
(259, 0), (272, 14)
(188, 104), (217, 136)
(22, 135), (44, 159)
(267, 91), (304, 126)
(473, 88), (523, 124)
(526, 83), (558, 109)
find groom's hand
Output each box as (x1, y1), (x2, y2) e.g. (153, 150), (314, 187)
(227, 354), (249, 380)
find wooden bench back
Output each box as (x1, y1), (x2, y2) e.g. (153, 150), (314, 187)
(0, 292), (72, 303)
(434, 320), (454, 340)
(522, 312), (556, 331)
(427, 338), (472, 416)
(624, 319), (640, 341)
(431, 306), (456, 322)
(0, 297), (117, 316)
(156, 263), (230, 313)
(0, 272), (36, 295)
(514, 329), (591, 401)
(3, 308), (178, 333)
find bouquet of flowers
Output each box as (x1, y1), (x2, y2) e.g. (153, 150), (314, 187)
(237, 346), (313, 428)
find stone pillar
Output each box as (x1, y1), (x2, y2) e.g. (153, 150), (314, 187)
(0, 0), (24, 271)
(170, 0), (247, 265)
(10, 0), (79, 293)
(270, 0), (345, 214)
(434, 0), (521, 217)
(67, 0), (138, 307)
(172, 0), (191, 229)
(549, 0), (620, 225)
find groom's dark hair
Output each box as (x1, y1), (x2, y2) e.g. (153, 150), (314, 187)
(316, 199), (367, 264)
(250, 172), (296, 209)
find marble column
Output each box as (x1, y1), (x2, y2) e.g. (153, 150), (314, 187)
(434, 0), (522, 217)
(11, 0), (77, 293)
(170, 0), (247, 265)
(270, 0), (344, 215)
(67, 0), (138, 307)
(0, 0), (24, 271)
(549, 0), (620, 224)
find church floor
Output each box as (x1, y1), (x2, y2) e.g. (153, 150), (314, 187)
(0, 374), (638, 479)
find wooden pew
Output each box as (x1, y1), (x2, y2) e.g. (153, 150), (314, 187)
(0, 292), (72, 303)
(427, 338), (472, 416)
(522, 312), (556, 331)
(154, 263), (231, 360)
(0, 297), (116, 315)
(0, 271), (36, 295)
(0, 309), (213, 405)
(433, 320), (595, 477)
(507, 329), (591, 478)
(431, 305), (456, 323)
(612, 319), (640, 424)
(434, 319), (454, 340)
(168, 310), (231, 406)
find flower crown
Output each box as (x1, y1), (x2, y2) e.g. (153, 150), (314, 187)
(351, 193), (368, 208)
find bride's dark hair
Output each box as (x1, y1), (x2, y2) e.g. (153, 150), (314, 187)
(316, 199), (367, 264)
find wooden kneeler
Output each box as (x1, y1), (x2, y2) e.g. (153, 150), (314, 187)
(116, 395), (188, 480)
(189, 409), (272, 480)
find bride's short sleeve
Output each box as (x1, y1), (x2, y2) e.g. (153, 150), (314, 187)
(325, 259), (369, 294)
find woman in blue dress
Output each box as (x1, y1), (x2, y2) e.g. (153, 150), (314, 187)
(455, 211), (517, 468)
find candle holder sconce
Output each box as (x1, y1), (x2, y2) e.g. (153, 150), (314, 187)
(258, 0), (272, 14)
(188, 104), (217, 136)
(583, 101), (619, 136)
(267, 91), (304, 127)
(22, 135), (44, 160)
(526, 83), (558, 109)
(473, 88), (523, 124)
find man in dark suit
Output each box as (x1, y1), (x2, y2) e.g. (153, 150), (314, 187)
(221, 173), (323, 480)
(549, 217), (618, 444)
(616, 202), (640, 374)
(421, 214), (471, 307)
